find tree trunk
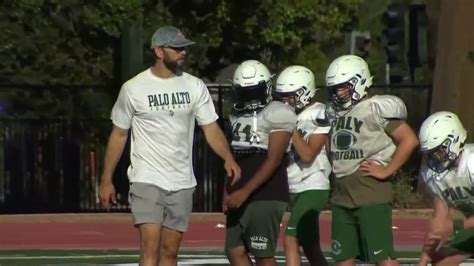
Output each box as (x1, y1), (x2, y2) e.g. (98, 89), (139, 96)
(428, 0), (474, 142)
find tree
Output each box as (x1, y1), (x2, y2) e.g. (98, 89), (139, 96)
(1, 0), (363, 85)
(428, 0), (474, 143)
(202, 0), (363, 82)
(0, 0), (143, 118)
(0, 0), (144, 84)
(0, 0), (363, 118)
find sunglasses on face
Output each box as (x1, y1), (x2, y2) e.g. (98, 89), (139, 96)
(162, 46), (186, 52)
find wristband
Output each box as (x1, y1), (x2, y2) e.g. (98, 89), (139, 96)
(453, 219), (464, 231)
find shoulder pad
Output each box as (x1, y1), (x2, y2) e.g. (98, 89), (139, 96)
(264, 101), (297, 131)
(301, 102), (330, 127)
(370, 95), (407, 120)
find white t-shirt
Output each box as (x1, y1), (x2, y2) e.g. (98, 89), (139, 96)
(287, 102), (331, 193)
(111, 68), (218, 191)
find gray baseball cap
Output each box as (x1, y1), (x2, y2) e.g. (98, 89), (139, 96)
(150, 26), (195, 48)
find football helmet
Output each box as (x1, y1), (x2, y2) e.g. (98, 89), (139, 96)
(232, 60), (273, 112)
(275, 65), (317, 111)
(325, 55), (373, 110)
(419, 111), (467, 172)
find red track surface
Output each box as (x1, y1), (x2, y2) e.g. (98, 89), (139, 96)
(0, 216), (428, 250)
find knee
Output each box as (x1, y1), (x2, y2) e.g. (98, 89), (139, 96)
(335, 258), (356, 266)
(226, 246), (249, 263)
(255, 257), (276, 266)
(376, 259), (399, 266)
(140, 238), (159, 261)
(284, 235), (300, 252)
(161, 242), (179, 258)
(142, 237), (159, 251)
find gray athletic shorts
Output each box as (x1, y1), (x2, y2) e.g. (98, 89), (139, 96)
(128, 182), (195, 232)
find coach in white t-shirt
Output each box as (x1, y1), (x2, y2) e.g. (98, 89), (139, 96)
(99, 25), (241, 266)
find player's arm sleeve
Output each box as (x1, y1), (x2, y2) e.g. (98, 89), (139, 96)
(371, 95), (408, 133)
(194, 80), (219, 126)
(111, 84), (134, 129)
(265, 103), (297, 132)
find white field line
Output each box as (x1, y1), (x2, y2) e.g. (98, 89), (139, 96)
(0, 254), (473, 266)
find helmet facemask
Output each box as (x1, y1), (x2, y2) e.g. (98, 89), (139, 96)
(295, 85), (316, 110)
(425, 137), (460, 173)
(276, 86), (312, 112)
(327, 78), (360, 111)
(233, 80), (272, 112)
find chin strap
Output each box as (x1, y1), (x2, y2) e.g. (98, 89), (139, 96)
(249, 110), (261, 144)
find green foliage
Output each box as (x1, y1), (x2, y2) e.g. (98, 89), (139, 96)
(392, 169), (425, 208)
(0, 0), (144, 119)
(217, 0), (363, 72)
(0, 0), (374, 118)
(1, 0), (365, 85)
(0, 0), (143, 85)
(81, 0), (143, 37)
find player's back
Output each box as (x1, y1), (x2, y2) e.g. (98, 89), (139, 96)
(230, 101), (296, 151)
(228, 101), (296, 202)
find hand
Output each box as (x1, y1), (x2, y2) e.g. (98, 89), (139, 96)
(224, 188), (250, 209)
(222, 189), (229, 214)
(359, 160), (390, 180)
(418, 252), (431, 266)
(224, 158), (241, 185)
(99, 179), (117, 212)
(422, 232), (444, 258)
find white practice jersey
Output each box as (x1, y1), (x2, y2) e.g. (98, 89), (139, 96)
(421, 144), (474, 216)
(287, 102), (331, 193)
(326, 95), (407, 178)
(111, 68), (218, 191)
(230, 101), (296, 150)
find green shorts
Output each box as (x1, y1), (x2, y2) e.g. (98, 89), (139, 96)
(225, 200), (287, 258)
(445, 228), (474, 254)
(285, 190), (329, 245)
(331, 203), (396, 263)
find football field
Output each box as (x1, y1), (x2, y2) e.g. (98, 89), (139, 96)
(0, 212), (472, 265)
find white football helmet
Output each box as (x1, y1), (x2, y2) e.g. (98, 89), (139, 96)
(325, 55), (373, 110)
(419, 111), (467, 172)
(275, 65), (317, 111)
(232, 60), (273, 112)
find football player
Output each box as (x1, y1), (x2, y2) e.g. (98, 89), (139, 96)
(224, 59), (297, 266)
(324, 55), (419, 266)
(275, 65), (330, 266)
(418, 111), (474, 266)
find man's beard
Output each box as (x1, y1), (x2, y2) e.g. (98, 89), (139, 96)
(163, 57), (181, 73)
